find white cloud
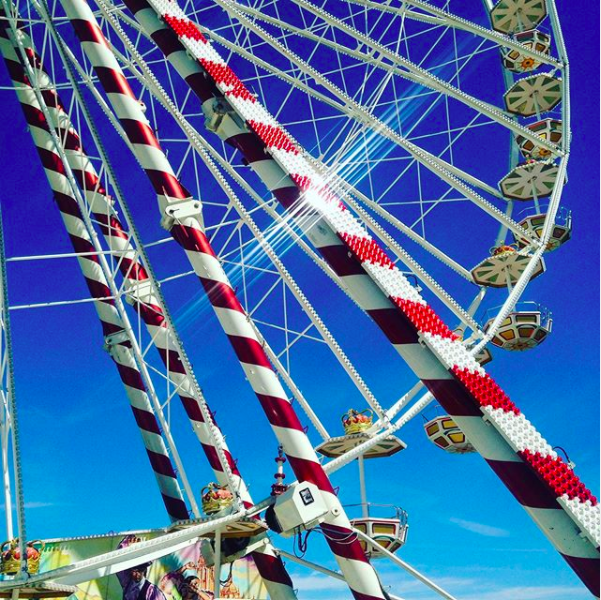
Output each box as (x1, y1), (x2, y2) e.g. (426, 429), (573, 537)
(449, 517), (510, 537)
(0, 501), (55, 510)
(291, 572), (347, 595)
(379, 570), (587, 600)
(461, 585), (590, 600)
(25, 501), (55, 509)
(288, 563), (590, 600)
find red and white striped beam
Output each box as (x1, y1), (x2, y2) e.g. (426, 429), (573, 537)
(119, 0), (600, 594)
(0, 18), (189, 523)
(60, 0), (391, 598)
(4, 22), (298, 599)
(61, 153), (297, 600)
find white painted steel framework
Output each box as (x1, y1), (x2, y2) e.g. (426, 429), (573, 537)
(0, 208), (27, 576)
(0, 0), (597, 598)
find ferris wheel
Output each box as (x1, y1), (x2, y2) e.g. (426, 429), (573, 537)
(0, 0), (597, 599)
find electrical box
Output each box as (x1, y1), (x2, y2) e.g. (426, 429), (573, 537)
(273, 482), (329, 537)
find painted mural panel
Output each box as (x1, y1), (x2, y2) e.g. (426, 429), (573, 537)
(1, 532), (267, 600)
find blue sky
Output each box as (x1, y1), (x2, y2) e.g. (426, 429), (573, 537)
(0, 1), (598, 599)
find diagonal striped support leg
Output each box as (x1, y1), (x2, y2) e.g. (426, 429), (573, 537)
(0, 17), (189, 523)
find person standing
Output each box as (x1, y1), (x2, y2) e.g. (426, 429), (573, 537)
(116, 536), (167, 600)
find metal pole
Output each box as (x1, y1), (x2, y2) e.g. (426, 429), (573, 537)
(0, 273), (13, 540)
(0, 409), (13, 539)
(278, 549), (345, 581)
(0, 509), (250, 590)
(213, 530), (222, 600)
(0, 203), (25, 570)
(353, 528), (459, 600)
(357, 456), (368, 518)
(0, 16), (189, 522)
(278, 549), (410, 600)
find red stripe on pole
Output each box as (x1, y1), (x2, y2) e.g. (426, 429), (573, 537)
(200, 443), (224, 472)
(228, 335), (274, 370)
(271, 186), (301, 210)
(95, 219), (131, 243)
(320, 523), (370, 562)
(38, 146), (67, 176)
(486, 459), (559, 509)
(520, 450), (598, 504)
(3, 57), (29, 84)
(135, 304), (166, 328)
(53, 192), (82, 218)
(40, 88), (63, 110)
(147, 449), (178, 477)
(171, 223), (214, 253)
(251, 553), (294, 587)
(157, 348), (187, 375)
(393, 298), (457, 340)
(286, 456), (334, 494)
(20, 102), (51, 132)
(180, 396), (205, 422)
(199, 279), (243, 312)
(95, 66), (135, 97)
(121, 118), (163, 150)
(56, 128), (82, 151)
(70, 19), (108, 47)
(68, 235), (99, 259)
(23, 47), (42, 70)
(150, 27), (186, 57)
(121, 0), (150, 13)
(92, 316), (122, 337)
(147, 170), (189, 199)
(116, 363), (147, 393)
(131, 406), (162, 436)
(83, 279), (114, 306)
(71, 169), (105, 194)
(423, 379), (483, 417)
(318, 245), (366, 277)
(560, 555), (600, 597)
(201, 444), (240, 476)
(184, 72), (218, 103)
(162, 14), (206, 42)
(367, 308), (420, 345)
(227, 133), (271, 163)
(255, 394), (305, 432)
(452, 368), (520, 415)
(114, 258), (150, 283)
(161, 493), (189, 521)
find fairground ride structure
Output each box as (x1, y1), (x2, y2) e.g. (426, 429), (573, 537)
(0, 0), (598, 599)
